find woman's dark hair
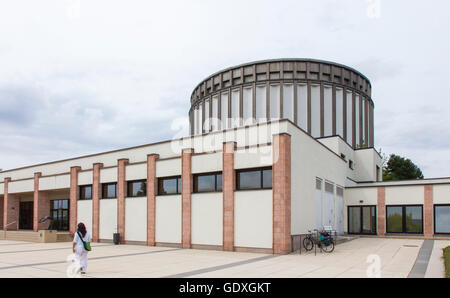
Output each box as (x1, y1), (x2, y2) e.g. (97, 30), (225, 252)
(77, 222), (87, 237)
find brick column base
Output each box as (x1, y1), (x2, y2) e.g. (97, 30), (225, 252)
(69, 167), (81, 235)
(424, 185), (434, 238)
(147, 154), (159, 246)
(377, 187), (386, 236)
(92, 163), (104, 242)
(182, 149), (194, 249)
(272, 133), (291, 255)
(223, 142), (236, 251)
(117, 159), (129, 244)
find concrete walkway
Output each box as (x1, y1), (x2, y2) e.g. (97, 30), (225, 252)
(0, 238), (440, 278)
(425, 240), (450, 278)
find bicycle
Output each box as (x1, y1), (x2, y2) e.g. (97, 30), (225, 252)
(302, 229), (335, 253)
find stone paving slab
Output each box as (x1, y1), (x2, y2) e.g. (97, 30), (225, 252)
(0, 237), (441, 278)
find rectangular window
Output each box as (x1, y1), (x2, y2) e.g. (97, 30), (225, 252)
(231, 89), (240, 127)
(348, 206), (377, 235)
(236, 167), (272, 190)
(158, 176), (182, 195)
(336, 88), (344, 138)
(269, 84), (280, 120)
(323, 86), (333, 136)
(204, 99), (210, 133)
(243, 87), (253, 125)
(297, 84), (308, 131)
(435, 205), (450, 234)
(221, 92), (229, 130)
(355, 95), (360, 146)
(310, 84), (320, 137)
(211, 95), (219, 131)
(79, 185), (92, 200)
(127, 180), (147, 197)
(255, 85), (266, 122)
(282, 83), (294, 122)
(346, 91), (353, 145)
(198, 104), (203, 134)
(194, 172), (222, 193)
(102, 183), (117, 199)
(50, 199), (70, 231)
(386, 205), (423, 234)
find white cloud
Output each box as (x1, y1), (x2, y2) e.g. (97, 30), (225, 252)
(0, 0), (449, 177)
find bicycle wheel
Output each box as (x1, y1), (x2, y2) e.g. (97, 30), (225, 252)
(303, 237), (314, 251)
(321, 241), (335, 253)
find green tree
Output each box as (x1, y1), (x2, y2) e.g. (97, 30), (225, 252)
(383, 154), (424, 181)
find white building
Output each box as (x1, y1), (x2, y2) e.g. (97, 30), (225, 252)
(1, 59), (449, 254)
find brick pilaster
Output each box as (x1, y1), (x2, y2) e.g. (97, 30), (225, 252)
(272, 133), (291, 255)
(222, 142), (236, 251)
(0, 193), (3, 230)
(147, 154), (159, 246)
(182, 148), (194, 249)
(33, 171), (51, 231)
(92, 163), (103, 242)
(424, 185), (434, 238)
(3, 178), (19, 231)
(117, 159), (129, 244)
(33, 172), (42, 232)
(69, 166), (81, 234)
(377, 186), (386, 236)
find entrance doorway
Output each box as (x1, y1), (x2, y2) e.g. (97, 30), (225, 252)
(19, 202), (34, 230)
(348, 206), (377, 235)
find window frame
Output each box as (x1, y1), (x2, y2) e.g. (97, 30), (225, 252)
(50, 199), (70, 231)
(347, 205), (377, 235)
(236, 167), (272, 191)
(193, 172), (223, 193)
(434, 204), (450, 235)
(386, 205), (424, 234)
(127, 180), (147, 198)
(157, 176), (182, 196)
(101, 182), (117, 199)
(79, 185), (92, 200)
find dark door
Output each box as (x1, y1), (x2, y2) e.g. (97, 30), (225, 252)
(348, 206), (377, 235)
(19, 202), (34, 230)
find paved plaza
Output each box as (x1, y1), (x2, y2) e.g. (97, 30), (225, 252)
(0, 238), (447, 278)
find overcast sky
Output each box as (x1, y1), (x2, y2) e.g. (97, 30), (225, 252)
(0, 0), (449, 178)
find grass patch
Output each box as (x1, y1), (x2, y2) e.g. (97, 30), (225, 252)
(444, 246), (450, 278)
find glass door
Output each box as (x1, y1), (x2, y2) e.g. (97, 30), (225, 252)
(348, 206), (377, 235)
(50, 200), (70, 231)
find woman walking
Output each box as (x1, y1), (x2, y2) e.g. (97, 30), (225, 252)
(73, 222), (91, 275)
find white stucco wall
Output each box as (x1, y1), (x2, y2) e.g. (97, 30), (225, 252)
(77, 200), (93, 236)
(234, 190), (272, 249)
(99, 199), (117, 240)
(345, 187), (378, 206)
(192, 153), (222, 174)
(288, 123), (348, 235)
(39, 175), (70, 191)
(125, 163), (146, 181)
(234, 146), (272, 170)
(385, 185), (424, 205)
(8, 179), (34, 193)
(100, 167), (117, 183)
(78, 171), (93, 185)
(155, 195), (181, 244)
(434, 184), (450, 204)
(191, 193), (223, 246)
(156, 159), (181, 178)
(125, 197), (147, 242)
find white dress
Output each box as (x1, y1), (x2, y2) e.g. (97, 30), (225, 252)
(73, 231), (91, 273)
